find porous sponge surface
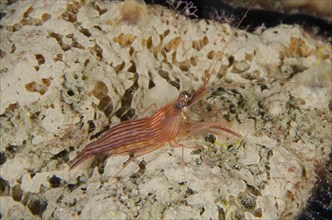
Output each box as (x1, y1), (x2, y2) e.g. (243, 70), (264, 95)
(0, 0), (331, 219)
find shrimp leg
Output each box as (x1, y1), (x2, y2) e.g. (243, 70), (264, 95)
(112, 144), (163, 177)
(182, 121), (242, 139)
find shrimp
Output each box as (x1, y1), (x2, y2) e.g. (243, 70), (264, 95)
(70, 76), (241, 169)
(70, 91), (189, 169)
(69, 1), (253, 170)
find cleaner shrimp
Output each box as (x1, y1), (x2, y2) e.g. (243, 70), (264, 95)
(70, 77), (241, 169)
(70, 2), (254, 170)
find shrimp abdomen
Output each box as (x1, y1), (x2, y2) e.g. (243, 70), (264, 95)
(70, 118), (154, 169)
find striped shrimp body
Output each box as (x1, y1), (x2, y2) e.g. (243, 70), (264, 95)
(70, 73), (241, 169)
(70, 91), (188, 169)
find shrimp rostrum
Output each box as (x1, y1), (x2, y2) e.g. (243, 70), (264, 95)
(70, 68), (242, 169)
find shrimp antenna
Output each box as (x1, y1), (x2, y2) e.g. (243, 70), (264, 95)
(167, 0), (196, 91)
(205, 0), (255, 85)
(167, 0), (255, 92)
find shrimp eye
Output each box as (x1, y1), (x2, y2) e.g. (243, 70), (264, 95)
(176, 100), (186, 109)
